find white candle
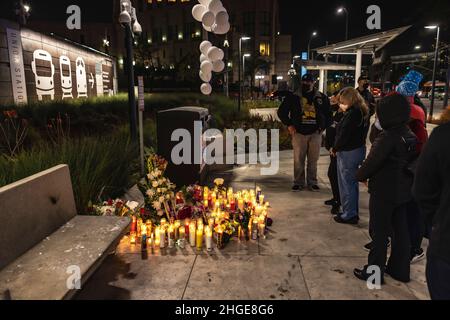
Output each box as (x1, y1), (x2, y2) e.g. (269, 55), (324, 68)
(160, 228), (166, 249)
(189, 222), (196, 247)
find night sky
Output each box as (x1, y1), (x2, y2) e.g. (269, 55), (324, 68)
(1, 0), (449, 55)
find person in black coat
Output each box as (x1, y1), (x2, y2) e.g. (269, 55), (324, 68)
(354, 93), (418, 284)
(413, 122), (450, 300)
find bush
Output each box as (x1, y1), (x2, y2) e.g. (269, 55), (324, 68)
(0, 129), (138, 214)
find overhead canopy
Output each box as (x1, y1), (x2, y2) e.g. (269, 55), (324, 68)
(304, 60), (355, 71)
(315, 26), (411, 55)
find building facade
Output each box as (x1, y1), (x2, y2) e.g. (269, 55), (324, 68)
(28, 0), (292, 91)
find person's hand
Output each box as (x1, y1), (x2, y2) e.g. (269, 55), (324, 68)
(330, 149), (337, 157)
(288, 126), (297, 136)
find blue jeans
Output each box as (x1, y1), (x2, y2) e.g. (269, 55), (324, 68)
(337, 146), (366, 220)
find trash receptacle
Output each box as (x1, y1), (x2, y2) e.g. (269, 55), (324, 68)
(157, 106), (210, 188)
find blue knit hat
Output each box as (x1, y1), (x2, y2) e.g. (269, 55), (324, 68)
(396, 70), (423, 97)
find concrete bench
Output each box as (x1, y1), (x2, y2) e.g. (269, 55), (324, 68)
(0, 165), (131, 300)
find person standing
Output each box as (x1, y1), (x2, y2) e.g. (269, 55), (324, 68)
(356, 75), (376, 116)
(354, 93), (417, 284)
(331, 87), (370, 224)
(278, 73), (331, 192)
(414, 122), (450, 300)
(325, 92), (344, 215)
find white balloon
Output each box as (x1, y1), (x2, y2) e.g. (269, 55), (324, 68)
(215, 11), (229, 25)
(216, 48), (224, 61)
(199, 41), (212, 55)
(202, 23), (213, 32)
(200, 60), (213, 74)
(202, 11), (215, 27)
(198, 0), (211, 6)
(208, 0), (224, 15)
(199, 70), (212, 82)
(212, 60), (225, 73)
(213, 21), (230, 35)
(192, 4), (207, 22)
(200, 53), (208, 63)
(207, 46), (221, 61)
(201, 83), (212, 95)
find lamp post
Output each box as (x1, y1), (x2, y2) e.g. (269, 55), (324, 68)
(119, 0), (142, 143)
(307, 31), (317, 61)
(242, 53), (251, 102)
(224, 38), (230, 98)
(337, 7), (349, 40)
(15, 0), (30, 25)
(238, 36), (251, 112)
(426, 25), (440, 122)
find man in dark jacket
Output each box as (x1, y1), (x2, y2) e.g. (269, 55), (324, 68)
(354, 93), (417, 284)
(413, 122), (450, 300)
(278, 73), (331, 192)
(357, 75), (376, 116)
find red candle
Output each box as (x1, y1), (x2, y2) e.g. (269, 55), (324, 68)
(184, 219), (190, 239)
(130, 216), (137, 233)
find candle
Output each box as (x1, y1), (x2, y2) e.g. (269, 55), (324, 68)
(216, 226), (224, 249)
(146, 220), (152, 237)
(189, 222), (196, 247)
(196, 228), (203, 251)
(178, 227), (186, 248)
(174, 220), (181, 240)
(204, 199), (209, 209)
(259, 194), (265, 205)
(208, 217), (214, 229)
(168, 225), (175, 248)
(252, 218), (258, 240)
(160, 227), (166, 249)
(238, 198), (244, 212)
(137, 218), (143, 237)
(141, 225), (147, 250)
(184, 219), (190, 238)
(160, 218), (167, 228)
(259, 223), (266, 239)
(130, 234), (136, 245)
(154, 227), (161, 247)
(131, 216), (137, 233)
(205, 226), (213, 251)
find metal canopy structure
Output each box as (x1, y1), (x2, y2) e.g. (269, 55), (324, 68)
(304, 60), (355, 93)
(314, 26), (411, 86)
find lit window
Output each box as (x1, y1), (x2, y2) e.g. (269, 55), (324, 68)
(259, 42), (270, 56)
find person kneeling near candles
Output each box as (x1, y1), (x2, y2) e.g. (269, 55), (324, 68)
(354, 93), (417, 284)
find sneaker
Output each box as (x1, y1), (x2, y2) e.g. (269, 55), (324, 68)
(325, 199), (336, 206)
(292, 185), (304, 192)
(411, 248), (425, 264)
(309, 185), (320, 192)
(331, 205), (340, 216)
(334, 215), (359, 225)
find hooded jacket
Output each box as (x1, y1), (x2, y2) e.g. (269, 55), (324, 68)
(356, 94), (417, 205)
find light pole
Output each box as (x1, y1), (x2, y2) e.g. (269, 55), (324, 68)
(426, 25), (440, 122)
(223, 38), (230, 98)
(242, 53), (251, 102)
(119, 0), (142, 143)
(15, 0), (30, 25)
(238, 36), (251, 112)
(307, 31), (317, 61)
(337, 7), (349, 40)
(255, 74), (264, 98)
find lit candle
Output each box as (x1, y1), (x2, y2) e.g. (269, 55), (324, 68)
(160, 227), (166, 249)
(154, 227), (161, 247)
(196, 227), (203, 251)
(259, 194), (265, 205)
(131, 216), (137, 233)
(178, 227), (186, 248)
(208, 217), (214, 229)
(189, 222), (196, 247)
(130, 234), (136, 245)
(168, 225), (175, 248)
(185, 219), (190, 238)
(146, 220), (152, 237)
(252, 218), (258, 240)
(238, 198), (244, 212)
(203, 199), (209, 209)
(160, 218), (167, 228)
(137, 218), (143, 238)
(205, 226), (213, 252)
(174, 220), (181, 240)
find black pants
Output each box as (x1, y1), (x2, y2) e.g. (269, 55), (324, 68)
(427, 254), (450, 300)
(368, 197), (410, 282)
(406, 200), (424, 255)
(327, 155), (340, 205)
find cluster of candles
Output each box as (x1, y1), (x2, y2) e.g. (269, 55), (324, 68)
(128, 186), (270, 251)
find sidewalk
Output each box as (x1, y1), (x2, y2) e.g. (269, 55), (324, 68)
(75, 150), (430, 300)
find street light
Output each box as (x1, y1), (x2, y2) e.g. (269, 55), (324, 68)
(119, 0), (142, 143)
(337, 7), (349, 40)
(238, 36), (251, 112)
(425, 25), (441, 122)
(15, 0), (30, 25)
(414, 45), (422, 50)
(308, 31), (318, 61)
(242, 54), (251, 101)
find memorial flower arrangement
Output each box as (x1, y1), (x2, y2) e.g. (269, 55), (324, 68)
(139, 154), (176, 224)
(90, 199), (140, 217)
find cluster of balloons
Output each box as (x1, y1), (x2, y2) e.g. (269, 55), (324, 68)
(192, 0), (230, 95)
(199, 41), (225, 95)
(192, 0), (231, 35)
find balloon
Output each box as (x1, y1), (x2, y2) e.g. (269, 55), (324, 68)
(192, 4), (207, 22)
(202, 11), (215, 27)
(199, 70), (212, 82)
(215, 11), (229, 25)
(212, 60), (225, 73)
(208, 0), (224, 15)
(201, 83), (212, 95)
(213, 21), (230, 35)
(199, 53), (208, 63)
(202, 23), (213, 32)
(199, 41), (212, 55)
(216, 48), (224, 61)
(207, 46), (221, 61)
(200, 60), (213, 74)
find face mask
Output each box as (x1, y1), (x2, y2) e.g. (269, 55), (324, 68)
(363, 83), (370, 90)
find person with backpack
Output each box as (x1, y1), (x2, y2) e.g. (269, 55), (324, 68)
(354, 93), (417, 284)
(278, 73), (332, 192)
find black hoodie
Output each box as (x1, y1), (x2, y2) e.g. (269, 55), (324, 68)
(356, 94), (417, 205)
(414, 122), (450, 264)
